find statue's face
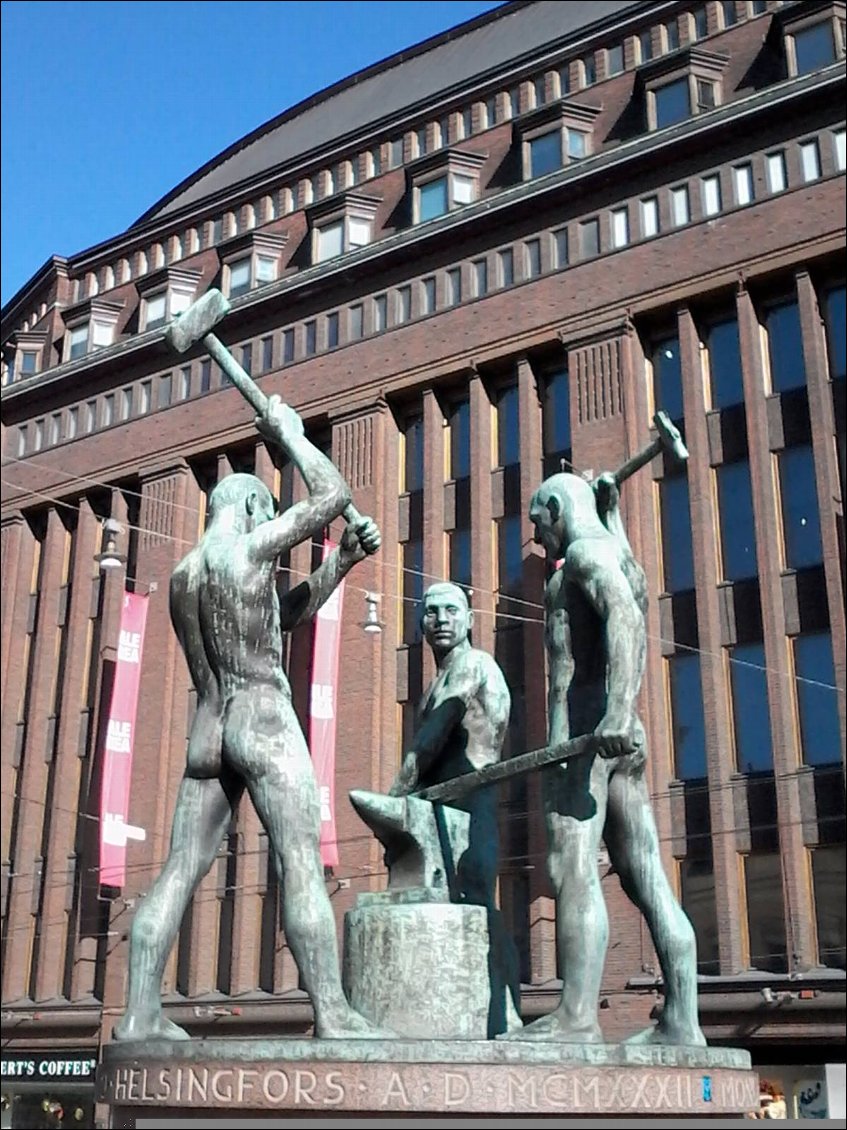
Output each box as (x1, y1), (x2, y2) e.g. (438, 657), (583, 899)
(421, 584), (472, 654)
(529, 496), (562, 557)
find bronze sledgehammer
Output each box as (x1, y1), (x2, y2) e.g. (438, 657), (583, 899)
(166, 289), (362, 522)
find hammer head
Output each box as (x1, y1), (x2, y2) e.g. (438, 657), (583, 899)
(653, 410), (689, 465)
(165, 288), (231, 354)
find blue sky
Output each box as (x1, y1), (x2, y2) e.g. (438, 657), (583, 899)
(0, 0), (503, 306)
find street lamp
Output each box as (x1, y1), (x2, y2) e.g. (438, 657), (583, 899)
(362, 592), (384, 634)
(94, 518), (127, 572)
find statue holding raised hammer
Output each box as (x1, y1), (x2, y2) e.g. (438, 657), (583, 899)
(507, 412), (706, 1046)
(115, 292), (387, 1042)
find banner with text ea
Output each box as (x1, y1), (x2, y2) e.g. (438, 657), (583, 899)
(309, 542), (344, 868)
(99, 590), (149, 887)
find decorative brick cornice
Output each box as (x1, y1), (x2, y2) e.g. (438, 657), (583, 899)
(215, 229), (288, 261)
(134, 265), (203, 297)
(307, 190), (382, 225)
(405, 146), (488, 181)
(60, 297), (125, 328)
(636, 46), (730, 88)
(513, 99), (603, 136)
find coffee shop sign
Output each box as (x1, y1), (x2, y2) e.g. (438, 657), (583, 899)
(1, 1058), (97, 1081)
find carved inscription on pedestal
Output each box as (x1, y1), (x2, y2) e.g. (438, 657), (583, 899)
(99, 1061), (759, 1114)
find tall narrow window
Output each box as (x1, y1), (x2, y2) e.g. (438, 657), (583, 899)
(707, 317), (744, 409)
(607, 44), (624, 75)
(421, 279), (436, 316)
(579, 218), (600, 258)
(179, 366), (192, 398)
(720, 1), (737, 28)
(374, 295), (388, 332)
(158, 374), (171, 409)
(701, 175), (722, 217)
(811, 846), (846, 968)
(663, 20), (680, 52)
(349, 306), (363, 340)
(542, 368), (571, 477)
(659, 475), (695, 591)
(553, 228), (568, 267)
(282, 329), (295, 363)
(653, 335), (683, 420)
(473, 259), (488, 297)
(729, 643), (772, 772)
(200, 360), (212, 392)
(526, 239), (542, 277)
(765, 300), (806, 393)
(397, 286), (412, 323)
(403, 414), (424, 495)
(448, 399), (471, 481)
(670, 186), (690, 226)
(498, 248), (514, 287)
(716, 460), (758, 581)
(326, 312), (339, 349)
(305, 321), (317, 355)
(692, 5), (708, 40)
(261, 337), (274, 372)
(766, 151), (787, 193)
(778, 445), (823, 570)
(641, 197), (660, 237)
(445, 268), (461, 306)
(733, 164), (754, 206)
(611, 208), (630, 248)
(835, 128), (846, 172)
(639, 29), (653, 62)
(794, 633), (841, 766)
(800, 140), (821, 182)
(668, 653), (707, 779)
(744, 853), (788, 972)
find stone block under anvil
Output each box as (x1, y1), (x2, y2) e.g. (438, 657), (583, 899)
(342, 790), (522, 1040)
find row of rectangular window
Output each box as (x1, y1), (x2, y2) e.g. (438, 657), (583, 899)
(10, 117), (840, 387)
(37, 4), (806, 332)
(13, 131), (843, 453)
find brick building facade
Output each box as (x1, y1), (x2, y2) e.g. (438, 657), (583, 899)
(2, 1), (845, 1123)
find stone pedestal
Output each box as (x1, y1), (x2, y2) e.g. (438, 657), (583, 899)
(342, 896), (519, 1038)
(98, 1038), (759, 1122)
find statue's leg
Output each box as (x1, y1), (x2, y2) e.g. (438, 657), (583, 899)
(113, 771), (242, 1042)
(232, 700), (391, 1039)
(606, 761), (705, 1046)
(501, 757), (609, 1042)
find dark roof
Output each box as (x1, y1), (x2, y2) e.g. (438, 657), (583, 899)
(141, 0), (645, 223)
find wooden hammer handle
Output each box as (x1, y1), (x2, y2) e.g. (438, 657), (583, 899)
(204, 334), (361, 524)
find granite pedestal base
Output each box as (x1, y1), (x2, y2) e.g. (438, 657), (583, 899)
(342, 895), (521, 1038)
(98, 1038), (758, 1123)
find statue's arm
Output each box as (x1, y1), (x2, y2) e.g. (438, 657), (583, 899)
(565, 540), (645, 758)
(389, 659), (483, 796)
(279, 517), (381, 630)
(248, 397), (352, 563)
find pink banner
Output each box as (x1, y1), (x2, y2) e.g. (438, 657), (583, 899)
(309, 541), (344, 868)
(99, 590), (149, 887)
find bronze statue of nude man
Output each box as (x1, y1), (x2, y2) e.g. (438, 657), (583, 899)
(389, 581), (510, 907)
(115, 395), (386, 1042)
(513, 471), (705, 1046)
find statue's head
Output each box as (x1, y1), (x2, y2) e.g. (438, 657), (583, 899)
(529, 473), (603, 558)
(420, 581), (473, 658)
(207, 473), (276, 531)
